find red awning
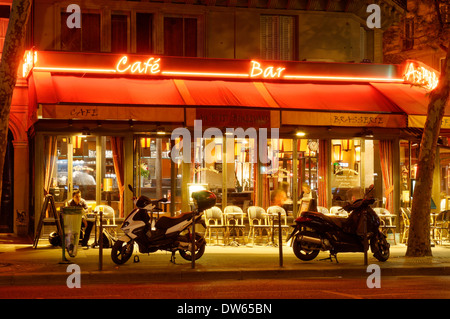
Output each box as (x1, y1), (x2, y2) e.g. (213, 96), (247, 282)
(33, 73), (185, 105)
(371, 82), (450, 115)
(263, 82), (404, 113)
(29, 72), (412, 127)
(371, 83), (450, 129)
(180, 80), (273, 108)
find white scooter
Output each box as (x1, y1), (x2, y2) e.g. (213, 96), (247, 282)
(111, 185), (216, 265)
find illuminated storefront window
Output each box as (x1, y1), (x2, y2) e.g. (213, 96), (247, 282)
(46, 135), (124, 215)
(136, 136), (181, 213)
(331, 139), (388, 210)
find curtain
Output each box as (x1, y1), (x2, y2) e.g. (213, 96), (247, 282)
(111, 137), (125, 217)
(43, 136), (57, 195)
(43, 136), (57, 217)
(318, 140), (328, 208)
(379, 140), (394, 213)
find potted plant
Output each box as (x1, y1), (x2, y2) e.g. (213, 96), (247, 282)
(140, 162), (150, 187)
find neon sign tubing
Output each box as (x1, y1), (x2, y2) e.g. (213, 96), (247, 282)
(283, 74), (404, 82)
(161, 71), (250, 77)
(33, 66), (118, 73)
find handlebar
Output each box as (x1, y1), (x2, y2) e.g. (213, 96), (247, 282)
(342, 197), (375, 212)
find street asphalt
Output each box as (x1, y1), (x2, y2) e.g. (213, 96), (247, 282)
(1, 234), (450, 286)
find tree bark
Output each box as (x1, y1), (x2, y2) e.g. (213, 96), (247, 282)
(406, 43), (450, 257)
(0, 0), (31, 202)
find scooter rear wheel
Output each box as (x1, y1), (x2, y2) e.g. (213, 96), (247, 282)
(292, 231), (321, 261)
(179, 232), (206, 261)
(111, 240), (134, 265)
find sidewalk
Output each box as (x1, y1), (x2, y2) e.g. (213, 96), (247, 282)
(1, 234), (450, 286)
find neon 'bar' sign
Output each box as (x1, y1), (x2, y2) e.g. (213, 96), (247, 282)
(403, 61), (439, 90)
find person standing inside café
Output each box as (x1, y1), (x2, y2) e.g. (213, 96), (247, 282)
(271, 188), (287, 207)
(67, 189), (92, 248)
(300, 182), (318, 212)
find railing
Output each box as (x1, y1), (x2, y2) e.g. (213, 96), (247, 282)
(392, 0), (407, 9)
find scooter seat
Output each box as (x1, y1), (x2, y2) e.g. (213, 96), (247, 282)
(322, 214), (346, 229)
(154, 212), (194, 230)
(303, 211), (346, 229)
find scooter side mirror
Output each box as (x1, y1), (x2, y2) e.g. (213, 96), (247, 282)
(365, 184), (375, 198)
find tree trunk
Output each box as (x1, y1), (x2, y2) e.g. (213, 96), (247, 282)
(406, 44), (450, 257)
(0, 0), (31, 202)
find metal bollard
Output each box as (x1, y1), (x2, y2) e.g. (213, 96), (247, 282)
(191, 214), (196, 269)
(363, 212), (368, 266)
(278, 212), (283, 267)
(99, 209), (103, 271)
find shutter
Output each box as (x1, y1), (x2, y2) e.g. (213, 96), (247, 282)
(82, 13), (101, 52)
(261, 15), (294, 61)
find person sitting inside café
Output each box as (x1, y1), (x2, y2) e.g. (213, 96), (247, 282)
(67, 189), (93, 248)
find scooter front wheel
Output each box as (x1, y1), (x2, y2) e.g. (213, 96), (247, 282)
(179, 233), (206, 261)
(371, 233), (390, 262)
(111, 239), (134, 265)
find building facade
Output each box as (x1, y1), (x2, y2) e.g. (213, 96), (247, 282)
(4, 0), (434, 244)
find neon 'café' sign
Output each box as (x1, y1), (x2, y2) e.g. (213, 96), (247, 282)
(22, 50), (438, 88)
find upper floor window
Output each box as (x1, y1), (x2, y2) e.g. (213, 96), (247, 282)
(164, 16), (197, 57)
(439, 3), (450, 24)
(111, 14), (128, 53)
(0, 5), (10, 55)
(260, 15), (296, 61)
(0, 5), (10, 18)
(61, 12), (100, 52)
(403, 18), (414, 51)
(136, 13), (153, 54)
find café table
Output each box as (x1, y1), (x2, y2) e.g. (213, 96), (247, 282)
(224, 212), (245, 246)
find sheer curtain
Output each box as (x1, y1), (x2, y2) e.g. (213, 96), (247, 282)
(110, 137), (125, 217)
(318, 140), (328, 208)
(379, 140), (394, 213)
(43, 136), (57, 217)
(43, 136), (57, 196)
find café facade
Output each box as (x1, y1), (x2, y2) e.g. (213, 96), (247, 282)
(8, 48), (450, 236)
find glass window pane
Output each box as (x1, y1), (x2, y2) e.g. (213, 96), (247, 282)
(331, 139), (361, 206)
(101, 137), (120, 212)
(138, 137), (179, 213)
(52, 137), (69, 210)
(73, 136), (97, 201)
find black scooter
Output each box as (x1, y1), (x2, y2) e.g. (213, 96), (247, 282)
(287, 185), (390, 263)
